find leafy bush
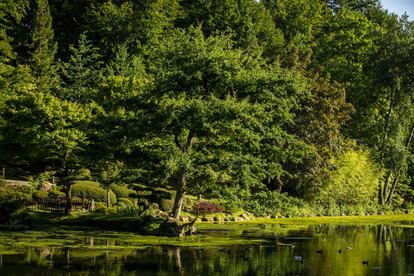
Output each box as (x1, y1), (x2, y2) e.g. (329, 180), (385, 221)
(117, 197), (134, 207)
(48, 190), (66, 199)
(318, 148), (383, 207)
(193, 201), (223, 215)
(73, 168), (93, 180)
(110, 184), (136, 199)
(160, 199), (174, 211)
(33, 190), (49, 200)
(243, 191), (313, 217)
(116, 205), (153, 217)
(0, 187), (32, 224)
(28, 172), (54, 190)
(72, 181), (116, 203)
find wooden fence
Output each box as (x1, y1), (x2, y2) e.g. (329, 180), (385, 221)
(27, 198), (92, 211)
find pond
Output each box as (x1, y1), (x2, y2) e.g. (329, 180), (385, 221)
(0, 221), (413, 275)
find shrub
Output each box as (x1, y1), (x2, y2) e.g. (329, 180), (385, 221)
(116, 205), (152, 217)
(243, 191), (313, 217)
(28, 172), (54, 190)
(0, 187), (32, 224)
(117, 197), (134, 207)
(73, 168), (92, 180)
(160, 199), (174, 211)
(48, 190), (66, 199)
(193, 201), (223, 216)
(110, 184), (136, 199)
(318, 148), (383, 207)
(72, 181), (116, 203)
(33, 190), (49, 200)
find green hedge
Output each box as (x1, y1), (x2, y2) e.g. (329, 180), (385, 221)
(117, 197), (135, 207)
(0, 187), (32, 224)
(48, 190), (66, 198)
(72, 181), (116, 203)
(33, 190), (49, 200)
(110, 184), (136, 199)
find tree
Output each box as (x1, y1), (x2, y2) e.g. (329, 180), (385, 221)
(179, 0), (285, 59)
(0, 91), (92, 214)
(139, 28), (310, 219)
(29, 0), (58, 91)
(59, 32), (102, 102)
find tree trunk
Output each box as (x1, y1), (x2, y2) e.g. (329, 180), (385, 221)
(65, 182), (72, 215)
(380, 89), (395, 161)
(385, 123), (414, 204)
(172, 167), (186, 220)
(381, 169), (393, 205)
(379, 89), (396, 204)
(106, 188), (111, 208)
(171, 132), (194, 220)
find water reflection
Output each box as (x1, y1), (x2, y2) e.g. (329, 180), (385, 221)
(0, 224), (413, 275)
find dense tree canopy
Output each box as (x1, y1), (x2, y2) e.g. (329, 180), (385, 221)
(1, 0), (414, 217)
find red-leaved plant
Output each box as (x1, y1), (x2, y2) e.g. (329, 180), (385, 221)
(193, 201), (223, 216)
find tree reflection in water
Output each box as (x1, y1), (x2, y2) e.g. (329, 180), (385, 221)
(0, 224), (413, 275)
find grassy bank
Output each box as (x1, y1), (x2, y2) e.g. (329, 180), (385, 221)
(7, 210), (414, 234)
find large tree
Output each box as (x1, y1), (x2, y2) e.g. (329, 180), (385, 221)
(135, 28), (311, 219)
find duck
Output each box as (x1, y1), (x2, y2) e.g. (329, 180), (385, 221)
(316, 249), (323, 254)
(362, 260), (369, 265)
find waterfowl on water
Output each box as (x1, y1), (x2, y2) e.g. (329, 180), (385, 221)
(294, 256), (303, 261)
(362, 260), (369, 265)
(316, 250), (323, 254)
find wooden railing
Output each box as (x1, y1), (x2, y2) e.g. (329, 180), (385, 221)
(27, 198), (93, 211)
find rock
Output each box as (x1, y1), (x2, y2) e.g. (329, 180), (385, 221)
(240, 213), (250, 220)
(39, 181), (54, 191)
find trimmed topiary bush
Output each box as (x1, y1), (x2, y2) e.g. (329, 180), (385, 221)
(117, 197), (135, 207)
(72, 181), (116, 203)
(48, 190), (66, 199)
(160, 199), (174, 211)
(110, 184), (136, 199)
(0, 187), (32, 224)
(33, 190), (49, 200)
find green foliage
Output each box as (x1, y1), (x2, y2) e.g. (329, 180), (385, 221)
(30, 0), (58, 91)
(319, 148), (383, 206)
(48, 189), (65, 199)
(59, 33), (102, 102)
(28, 171), (53, 190)
(0, 187), (31, 224)
(110, 184), (136, 199)
(117, 197), (134, 207)
(1, 0), (414, 217)
(32, 190), (49, 200)
(243, 191), (313, 217)
(160, 199), (174, 212)
(72, 181), (116, 203)
(73, 168), (92, 180)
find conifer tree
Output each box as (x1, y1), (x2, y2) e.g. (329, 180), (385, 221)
(30, 0), (57, 91)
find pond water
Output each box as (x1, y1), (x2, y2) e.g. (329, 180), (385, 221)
(0, 222), (413, 275)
